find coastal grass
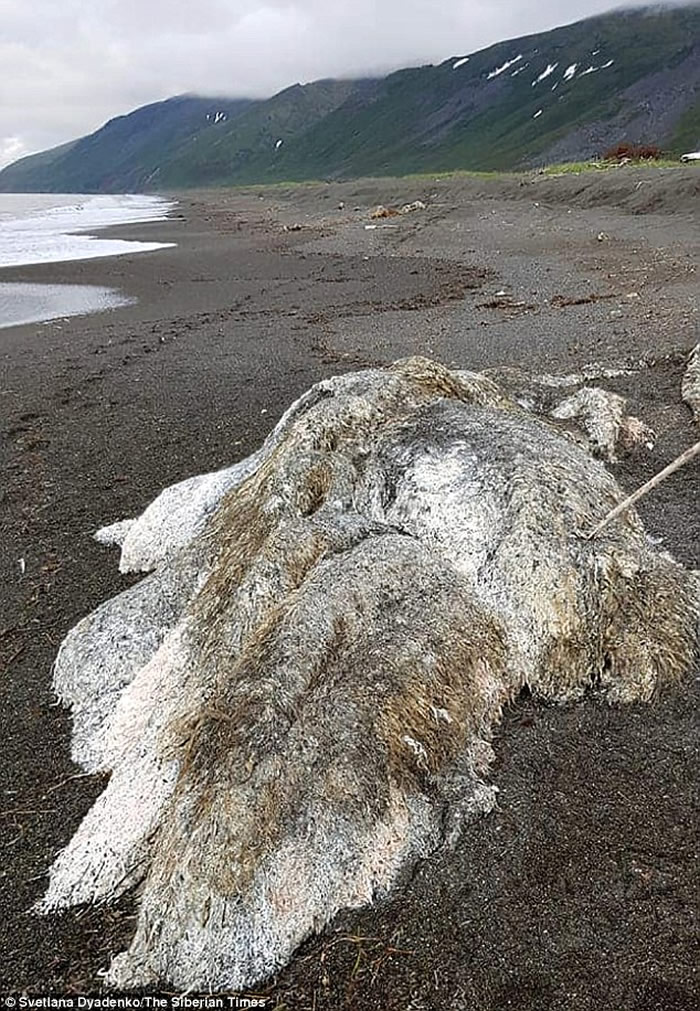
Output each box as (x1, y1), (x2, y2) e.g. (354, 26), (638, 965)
(201, 158), (691, 199)
(539, 157), (682, 175)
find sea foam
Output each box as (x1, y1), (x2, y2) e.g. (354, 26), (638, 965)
(0, 193), (176, 269)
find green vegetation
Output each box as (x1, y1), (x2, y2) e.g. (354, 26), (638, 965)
(540, 156), (681, 176)
(540, 160), (607, 174)
(1, 4), (698, 193)
(217, 158), (692, 201)
(669, 97), (700, 155)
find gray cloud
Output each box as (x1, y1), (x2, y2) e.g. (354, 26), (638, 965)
(0, 1), (668, 167)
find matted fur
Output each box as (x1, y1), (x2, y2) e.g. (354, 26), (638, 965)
(682, 344), (700, 423)
(39, 357), (698, 991)
(484, 366), (655, 460)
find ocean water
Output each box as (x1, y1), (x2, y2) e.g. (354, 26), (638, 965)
(0, 193), (176, 328)
(0, 282), (135, 330)
(0, 193), (176, 268)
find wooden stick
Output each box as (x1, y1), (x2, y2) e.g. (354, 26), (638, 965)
(587, 439), (700, 540)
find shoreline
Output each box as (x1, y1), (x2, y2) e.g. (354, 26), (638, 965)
(1, 176), (698, 1008)
(0, 281), (135, 331)
(0, 194), (180, 328)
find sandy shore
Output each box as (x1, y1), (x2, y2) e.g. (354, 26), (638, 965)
(1, 168), (698, 1009)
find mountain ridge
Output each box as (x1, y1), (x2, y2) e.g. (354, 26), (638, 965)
(2, 3), (699, 193)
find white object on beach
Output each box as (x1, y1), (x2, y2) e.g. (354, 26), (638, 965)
(550, 386), (654, 461)
(399, 200), (427, 214)
(41, 358), (697, 992)
(95, 383), (337, 573)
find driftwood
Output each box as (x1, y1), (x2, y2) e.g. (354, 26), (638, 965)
(38, 358), (699, 991)
(587, 439), (700, 539)
(590, 344), (700, 537)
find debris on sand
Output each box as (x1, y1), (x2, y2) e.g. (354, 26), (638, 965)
(588, 438), (700, 540)
(550, 291), (617, 308)
(478, 297), (536, 313)
(370, 205), (400, 219)
(550, 387), (655, 460)
(39, 358), (698, 992)
(682, 344), (700, 423)
(485, 367), (653, 461)
(399, 200), (427, 214)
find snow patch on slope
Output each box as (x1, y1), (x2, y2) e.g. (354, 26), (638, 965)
(533, 63), (558, 85)
(488, 54), (522, 79)
(580, 60), (613, 77)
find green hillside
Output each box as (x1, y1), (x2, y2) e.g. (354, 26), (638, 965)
(233, 4), (700, 181)
(1, 4), (698, 192)
(0, 96), (253, 193)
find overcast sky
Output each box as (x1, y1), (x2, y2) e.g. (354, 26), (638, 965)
(0, 0), (663, 168)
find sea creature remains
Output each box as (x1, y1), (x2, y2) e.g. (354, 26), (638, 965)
(682, 344), (700, 423)
(40, 357), (698, 991)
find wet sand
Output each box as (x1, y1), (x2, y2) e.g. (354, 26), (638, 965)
(0, 281), (134, 330)
(1, 167), (698, 1009)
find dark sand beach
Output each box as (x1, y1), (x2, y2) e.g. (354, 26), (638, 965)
(1, 167), (698, 1009)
